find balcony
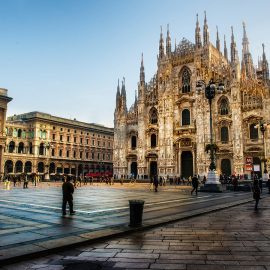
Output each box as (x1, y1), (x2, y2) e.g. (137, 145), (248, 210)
(174, 123), (196, 136)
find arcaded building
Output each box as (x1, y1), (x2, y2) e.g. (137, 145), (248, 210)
(113, 13), (270, 180)
(3, 112), (113, 178)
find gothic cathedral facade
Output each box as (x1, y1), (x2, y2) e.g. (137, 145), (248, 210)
(113, 13), (270, 180)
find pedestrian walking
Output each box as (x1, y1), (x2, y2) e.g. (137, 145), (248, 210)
(62, 176), (75, 216)
(252, 178), (261, 210)
(153, 174), (158, 192)
(23, 174), (29, 189)
(232, 175), (238, 191)
(149, 176), (154, 191)
(191, 174), (199, 195)
(259, 177), (263, 193)
(267, 176), (270, 194)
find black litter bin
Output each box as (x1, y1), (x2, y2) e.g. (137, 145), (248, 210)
(129, 200), (144, 227)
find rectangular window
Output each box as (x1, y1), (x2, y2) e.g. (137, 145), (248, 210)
(80, 138), (83, 144)
(67, 150), (69, 158)
(74, 137), (77, 143)
(92, 152), (94, 159)
(92, 140), (95, 146)
(98, 141), (100, 146)
(59, 149), (62, 157)
(73, 151), (76, 158)
(52, 149), (55, 156)
(80, 152), (82, 159)
(67, 136), (70, 142)
(86, 152), (89, 159)
(86, 139), (89, 145)
(60, 135), (63, 141)
(52, 134), (56, 140)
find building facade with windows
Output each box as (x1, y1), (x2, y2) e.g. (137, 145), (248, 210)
(114, 14), (270, 180)
(3, 111), (114, 178)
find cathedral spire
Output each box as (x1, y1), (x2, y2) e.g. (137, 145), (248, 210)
(203, 11), (209, 46)
(159, 26), (164, 59)
(224, 35), (228, 61)
(121, 77), (127, 113)
(134, 90), (138, 107)
(166, 24), (171, 56)
(195, 14), (202, 49)
(230, 26), (236, 63)
(262, 43), (269, 81)
(216, 26), (220, 52)
(241, 22), (254, 78)
(116, 79), (120, 108)
(140, 53), (145, 85)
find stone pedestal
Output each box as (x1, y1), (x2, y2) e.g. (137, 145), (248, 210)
(263, 173), (269, 181)
(200, 170), (223, 193)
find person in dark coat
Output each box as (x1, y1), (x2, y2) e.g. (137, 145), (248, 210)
(252, 179), (261, 210)
(191, 175), (199, 195)
(267, 176), (270, 194)
(153, 174), (158, 192)
(62, 176), (75, 215)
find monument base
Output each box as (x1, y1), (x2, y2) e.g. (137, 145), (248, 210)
(263, 173), (269, 181)
(200, 170), (223, 193)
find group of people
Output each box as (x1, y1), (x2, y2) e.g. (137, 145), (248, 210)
(2, 173), (40, 189)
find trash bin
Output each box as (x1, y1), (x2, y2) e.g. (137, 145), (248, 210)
(129, 200), (144, 227)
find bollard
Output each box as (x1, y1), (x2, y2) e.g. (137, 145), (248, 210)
(129, 200), (144, 227)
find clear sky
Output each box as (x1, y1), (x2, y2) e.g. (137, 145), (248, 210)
(1, 0), (270, 128)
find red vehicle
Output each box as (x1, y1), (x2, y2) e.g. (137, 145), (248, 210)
(85, 171), (113, 178)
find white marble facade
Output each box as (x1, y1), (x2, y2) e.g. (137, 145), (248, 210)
(114, 15), (270, 180)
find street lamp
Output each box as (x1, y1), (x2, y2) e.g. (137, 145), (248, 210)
(44, 142), (53, 180)
(196, 78), (225, 192)
(255, 121), (269, 179)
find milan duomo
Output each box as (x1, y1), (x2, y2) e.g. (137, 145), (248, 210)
(113, 13), (270, 180)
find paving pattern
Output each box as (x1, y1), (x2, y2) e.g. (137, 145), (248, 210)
(2, 192), (270, 270)
(0, 182), (259, 268)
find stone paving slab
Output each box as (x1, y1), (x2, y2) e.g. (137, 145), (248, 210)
(0, 182), (261, 266)
(3, 195), (270, 269)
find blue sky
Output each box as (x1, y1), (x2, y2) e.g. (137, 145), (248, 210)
(1, 0), (269, 127)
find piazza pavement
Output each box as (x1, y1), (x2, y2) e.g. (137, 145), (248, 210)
(0, 181), (269, 269)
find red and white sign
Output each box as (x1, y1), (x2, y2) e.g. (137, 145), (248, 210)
(245, 164), (253, 171)
(246, 157), (253, 164)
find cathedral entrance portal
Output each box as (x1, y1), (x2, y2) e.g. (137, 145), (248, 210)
(149, 161), (157, 178)
(181, 151), (193, 179)
(221, 159), (231, 176)
(130, 162), (138, 178)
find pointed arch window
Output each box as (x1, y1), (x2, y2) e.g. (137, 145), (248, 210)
(131, 136), (137, 149)
(151, 134), (157, 148)
(221, 126), (229, 143)
(181, 68), (191, 93)
(182, 109), (190, 126)
(220, 99), (229, 115)
(250, 123), (258, 140)
(149, 107), (158, 125)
